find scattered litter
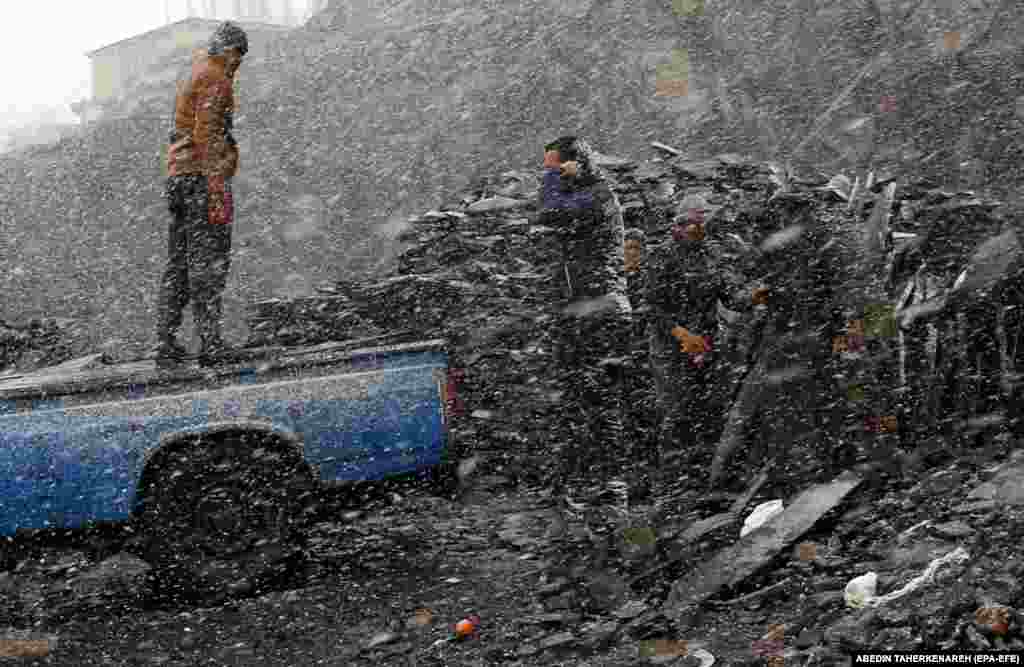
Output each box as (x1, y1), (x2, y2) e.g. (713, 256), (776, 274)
(453, 614), (481, 640)
(846, 547), (970, 609)
(844, 572), (879, 609)
(741, 500), (785, 538)
(638, 639), (688, 658)
(409, 609), (433, 627)
(692, 647), (716, 667)
(975, 605), (1010, 636)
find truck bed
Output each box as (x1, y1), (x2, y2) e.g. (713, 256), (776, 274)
(0, 331), (431, 402)
(0, 332), (453, 535)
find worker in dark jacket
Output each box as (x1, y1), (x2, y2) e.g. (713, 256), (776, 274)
(645, 209), (769, 487)
(156, 21), (248, 368)
(538, 136), (634, 504)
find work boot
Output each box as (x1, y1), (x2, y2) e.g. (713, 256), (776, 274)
(154, 336), (188, 368)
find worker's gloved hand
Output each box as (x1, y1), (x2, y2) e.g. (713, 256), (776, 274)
(671, 326), (710, 354)
(207, 175), (234, 225)
(752, 286), (770, 305)
(560, 161), (579, 178)
(684, 334), (711, 355)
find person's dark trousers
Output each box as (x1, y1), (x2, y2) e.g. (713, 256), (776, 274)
(552, 306), (631, 492)
(157, 175), (233, 355)
(648, 328), (719, 486)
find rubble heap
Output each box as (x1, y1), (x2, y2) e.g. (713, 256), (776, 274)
(247, 146), (1018, 489)
(1, 144), (1022, 661)
(0, 318), (87, 375)
(239, 146), (1024, 659)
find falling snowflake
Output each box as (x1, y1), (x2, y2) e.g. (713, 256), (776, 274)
(760, 225), (805, 252)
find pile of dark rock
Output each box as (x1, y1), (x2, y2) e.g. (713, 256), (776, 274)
(0, 549), (153, 628)
(0, 318), (86, 374)
(246, 293), (383, 348)
(805, 452), (1024, 661)
(246, 144), (1017, 490)
(235, 143), (1022, 660)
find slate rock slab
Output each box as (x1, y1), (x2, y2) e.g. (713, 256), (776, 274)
(538, 631), (577, 651)
(968, 454), (1024, 506)
(466, 196), (529, 214)
(663, 472), (862, 625)
(929, 520), (976, 540)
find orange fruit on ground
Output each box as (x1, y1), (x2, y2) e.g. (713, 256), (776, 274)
(454, 619), (476, 638)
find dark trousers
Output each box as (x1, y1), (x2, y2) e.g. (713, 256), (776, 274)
(648, 329), (721, 478)
(551, 304), (631, 486)
(157, 175), (233, 350)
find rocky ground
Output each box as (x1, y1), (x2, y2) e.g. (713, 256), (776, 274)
(0, 446), (1022, 666)
(2, 148), (1022, 664)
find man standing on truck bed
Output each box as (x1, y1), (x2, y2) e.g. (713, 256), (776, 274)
(155, 21), (248, 368)
(538, 136), (635, 507)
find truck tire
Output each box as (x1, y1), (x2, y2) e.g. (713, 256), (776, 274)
(135, 431), (317, 602)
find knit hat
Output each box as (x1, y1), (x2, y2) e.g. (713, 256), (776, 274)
(208, 21), (249, 56)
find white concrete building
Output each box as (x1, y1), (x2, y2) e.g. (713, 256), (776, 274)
(74, 16), (291, 123)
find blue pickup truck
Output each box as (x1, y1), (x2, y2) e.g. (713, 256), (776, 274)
(0, 333), (456, 598)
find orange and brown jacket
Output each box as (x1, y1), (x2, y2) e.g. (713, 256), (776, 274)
(166, 49), (238, 179)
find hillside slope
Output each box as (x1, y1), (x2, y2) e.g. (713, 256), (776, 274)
(0, 0), (1020, 352)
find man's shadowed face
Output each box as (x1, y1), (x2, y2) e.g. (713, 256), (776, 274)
(224, 46), (244, 77)
(544, 149), (579, 186)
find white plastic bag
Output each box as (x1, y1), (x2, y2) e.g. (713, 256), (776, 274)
(844, 547), (970, 609)
(740, 500), (784, 538)
(844, 572), (878, 609)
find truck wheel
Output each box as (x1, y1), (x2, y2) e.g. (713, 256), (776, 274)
(136, 432), (317, 602)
